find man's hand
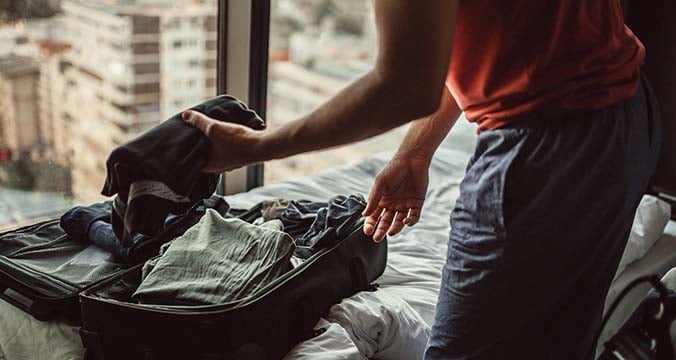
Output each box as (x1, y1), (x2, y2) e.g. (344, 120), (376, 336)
(182, 110), (263, 173)
(362, 153), (430, 242)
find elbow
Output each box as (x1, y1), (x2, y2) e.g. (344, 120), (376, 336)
(373, 70), (444, 120)
(406, 90), (443, 119)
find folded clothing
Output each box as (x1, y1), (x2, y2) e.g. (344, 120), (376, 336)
(101, 95), (265, 246)
(133, 209), (295, 305)
(281, 194), (366, 259)
(60, 202), (112, 241)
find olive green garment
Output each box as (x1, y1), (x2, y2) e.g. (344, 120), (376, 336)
(133, 209), (295, 305)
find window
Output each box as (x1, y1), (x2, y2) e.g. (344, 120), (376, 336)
(132, 15), (159, 35)
(204, 59), (217, 70)
(133, 62), (160, 75)
(256, 0), (475, 185)
(132, 42), (160, 55)
(0, 0), (218, 231)
(133, 82), (160, 95)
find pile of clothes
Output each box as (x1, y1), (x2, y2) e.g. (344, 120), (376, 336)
(57, 94), (368, 306)
(61, 194), (366, 305)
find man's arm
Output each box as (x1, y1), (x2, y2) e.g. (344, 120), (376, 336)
(396, 86), (462, 162)
(256, 0), (459, 161)
(362, 85), (462, 241)
(183, 0), (459, 172)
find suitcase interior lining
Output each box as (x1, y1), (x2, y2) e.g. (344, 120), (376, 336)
(0, 220), (128, 296)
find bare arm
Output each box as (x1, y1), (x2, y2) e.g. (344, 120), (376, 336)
(183, 0), (459, 172)
(362, 85), (462, 241)
(396, 86), (462, 163)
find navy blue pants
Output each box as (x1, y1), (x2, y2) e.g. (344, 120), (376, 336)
(425, 75), (662, 360)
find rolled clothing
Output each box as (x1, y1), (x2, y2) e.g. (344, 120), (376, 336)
(61, 203), (180, 261)
(101, 95), (265, 246)
(60, 202), (112, 241)
(280, 194), (366, 259)
(133, 209), (295, 305)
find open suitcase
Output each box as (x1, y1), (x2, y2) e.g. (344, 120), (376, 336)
(0, 196), (229, 323)
(0, 196), (387, 360)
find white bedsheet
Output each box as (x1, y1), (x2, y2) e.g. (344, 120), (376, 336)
(596, 221), (676, 357)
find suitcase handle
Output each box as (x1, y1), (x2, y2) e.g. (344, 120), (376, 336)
(0, 287), (53, 320)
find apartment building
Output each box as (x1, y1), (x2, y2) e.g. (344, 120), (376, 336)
(0, 55), (41, 157)
(44, 0), (217, 202)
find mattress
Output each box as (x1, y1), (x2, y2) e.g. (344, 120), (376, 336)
(0, 118), (673, 359)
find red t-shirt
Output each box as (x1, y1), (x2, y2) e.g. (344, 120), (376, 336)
(446, 1), (645, 131)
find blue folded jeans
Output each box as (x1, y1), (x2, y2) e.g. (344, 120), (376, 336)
(424, 75), (662, 360)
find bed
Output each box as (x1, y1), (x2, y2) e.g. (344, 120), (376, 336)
(0, 117), (674, 360)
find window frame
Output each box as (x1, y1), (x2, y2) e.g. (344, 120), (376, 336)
(217, 0), (270, 195)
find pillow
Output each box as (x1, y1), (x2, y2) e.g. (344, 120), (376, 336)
(614, 195), (672, 279)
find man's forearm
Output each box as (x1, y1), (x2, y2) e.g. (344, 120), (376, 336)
(255, 70), (442, 162)
(396, 86), (462, 161)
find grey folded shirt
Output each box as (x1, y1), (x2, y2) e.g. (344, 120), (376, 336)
(133, 209), (295, 305)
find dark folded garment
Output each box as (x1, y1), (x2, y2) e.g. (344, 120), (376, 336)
(280, 194), (366, 259)
(60, 202), (112, 241)
(101, 95), (264, 245)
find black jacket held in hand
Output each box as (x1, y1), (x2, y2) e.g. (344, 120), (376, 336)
(101, 95), (265, 246)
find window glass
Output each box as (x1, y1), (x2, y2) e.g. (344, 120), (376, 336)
(0, 0), (218, 231)
(265, 0), (456, 184)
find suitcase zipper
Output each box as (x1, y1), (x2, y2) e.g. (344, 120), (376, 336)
(0, 256), (78, 294)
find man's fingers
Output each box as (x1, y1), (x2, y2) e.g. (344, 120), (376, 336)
(373, 209), (395, 242)
(182, 110), (214, 136)
(362, 182), (384, 217)
(404, 208), (421, 226)
(364, 208), (383, 236)
(363, 207), (382, 236)
(387, 211), (407, 236)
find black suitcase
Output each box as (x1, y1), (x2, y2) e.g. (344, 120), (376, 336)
(0, 196), (229, 323)
(0, 196), (387, 359)
(78, 216), (387, 360)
